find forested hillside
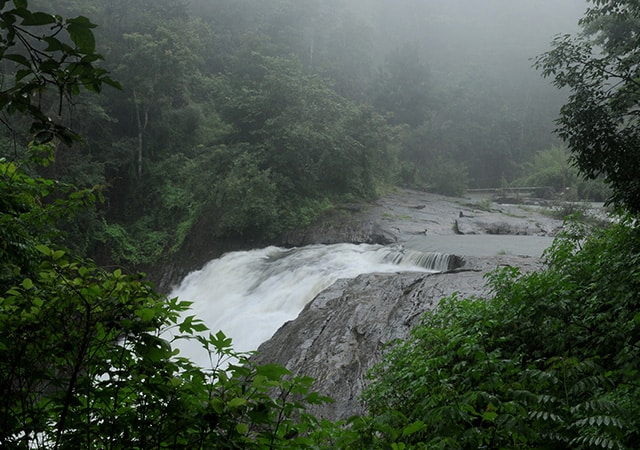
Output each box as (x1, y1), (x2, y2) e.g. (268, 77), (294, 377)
(2, 0), (590, 270)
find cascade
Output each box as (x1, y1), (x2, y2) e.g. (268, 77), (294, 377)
(169, 243), (454, 367)
(382, 247), (457, 271)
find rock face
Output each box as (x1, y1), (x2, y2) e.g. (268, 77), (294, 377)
(156, 189), (564, 290)
(253, 255), (542, 421)
(281, 206), (398, 246)
(282, 189), (564, 248)
(252, 190), (568, 420)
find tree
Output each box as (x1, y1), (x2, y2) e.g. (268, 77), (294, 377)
(113, 17), (202, 179)
(371, 43), (432, 128)
(535, 0), (640, 212)
(1, 3), (336, 448)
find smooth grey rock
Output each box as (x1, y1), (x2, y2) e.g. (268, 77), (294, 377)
(281, 189), (564, 249)
(252, 255), (541, 421)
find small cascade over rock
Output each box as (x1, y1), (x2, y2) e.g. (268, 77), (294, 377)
(382, 246), (464, 271)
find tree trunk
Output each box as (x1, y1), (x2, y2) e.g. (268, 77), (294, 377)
(132, 89), (149, 178)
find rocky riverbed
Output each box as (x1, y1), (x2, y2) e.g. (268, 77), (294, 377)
(253, 189), (602, 420)
(282, 188), (567, 254)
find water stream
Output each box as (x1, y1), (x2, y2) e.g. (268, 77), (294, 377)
(169, 243), (452, 367)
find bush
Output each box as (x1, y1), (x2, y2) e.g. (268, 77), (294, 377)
(427, 159), (468, 196)
(360, 218), (640, 448)
(0, 162), (335, 449)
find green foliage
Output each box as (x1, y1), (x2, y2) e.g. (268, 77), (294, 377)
(215, 150), (280, 238)
(427, 158), (468, 197)
(218, 50), (398, 200)
(372, 43), (432, 127)
(0, 253), (333, 448)
(0, 154), (99, 291)
(535, 0), (640, 212)
(516, 145), (611, 202)
(361, 219), (640, 448)
(397, 125), (468, 196)
(517, 145), (576, 192)
(1, 0), (575, 269)
(0, 156), (336, 449)
(93, 219), (157, 266)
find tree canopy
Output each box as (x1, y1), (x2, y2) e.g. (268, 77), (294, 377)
(3, 0), (588, 272)
(1, 3), (333, 448)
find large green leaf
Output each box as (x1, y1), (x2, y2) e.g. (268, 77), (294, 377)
(67, 17), (96, 53)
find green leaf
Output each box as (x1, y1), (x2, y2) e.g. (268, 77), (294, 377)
(36, 244), (51, 255)
(15, 68), (32, 81)
(135, 308), (155, 322)
(21, 278), (33, 290)
(401, 420), (424, 437)
(192, 323), (209, 332)
(228, 397), (247, 408)
(4, 53), (30, 67)
(256, 363), (291, 381)
(20, 11), (56, 26)
(102, 76), (122, 90)
(66, 17), (96, 53)
(33, 130), (55, 145)
(43, 37), (66, 52)
(482, 411), (498, 422)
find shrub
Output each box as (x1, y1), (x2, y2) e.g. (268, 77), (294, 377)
(361, 218), (640, 448)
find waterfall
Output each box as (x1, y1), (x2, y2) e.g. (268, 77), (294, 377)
(169, 243), (454, 367)
(382, 247), (457, 271)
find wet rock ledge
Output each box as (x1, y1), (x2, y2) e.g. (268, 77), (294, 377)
(253, 255), (541, 421)
(254, 189), (559, 421)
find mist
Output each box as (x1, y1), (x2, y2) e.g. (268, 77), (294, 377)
(347, 0), (586, 73)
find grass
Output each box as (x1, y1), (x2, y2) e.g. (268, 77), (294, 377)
(459, 198), (495, 212)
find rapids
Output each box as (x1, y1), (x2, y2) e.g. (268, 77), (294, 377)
(169, 243), (453, 367)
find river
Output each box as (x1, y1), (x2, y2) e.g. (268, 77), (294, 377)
(168, 190), (573, 368)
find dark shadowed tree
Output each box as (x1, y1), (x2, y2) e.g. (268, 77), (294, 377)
(535, 0), (640, 212)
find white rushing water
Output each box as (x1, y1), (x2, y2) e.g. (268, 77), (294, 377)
(169, 243), (450, 367)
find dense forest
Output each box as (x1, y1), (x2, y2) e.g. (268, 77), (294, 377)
(1, 0), (603, 272)
(2, 0), (639, 448)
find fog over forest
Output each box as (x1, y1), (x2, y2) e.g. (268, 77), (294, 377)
(348, 0), (589, 131)
(347, 0), (588, 101)
(3, 0), (601, 269)
(356, 0), (586, 66)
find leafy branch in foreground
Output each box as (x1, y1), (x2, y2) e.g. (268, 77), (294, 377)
(534, 0), (640, 212)
(0, 0), (120, 144)
(0, 159), (334, 449)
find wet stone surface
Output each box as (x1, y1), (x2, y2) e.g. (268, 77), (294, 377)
(254, 189), (569, 420)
